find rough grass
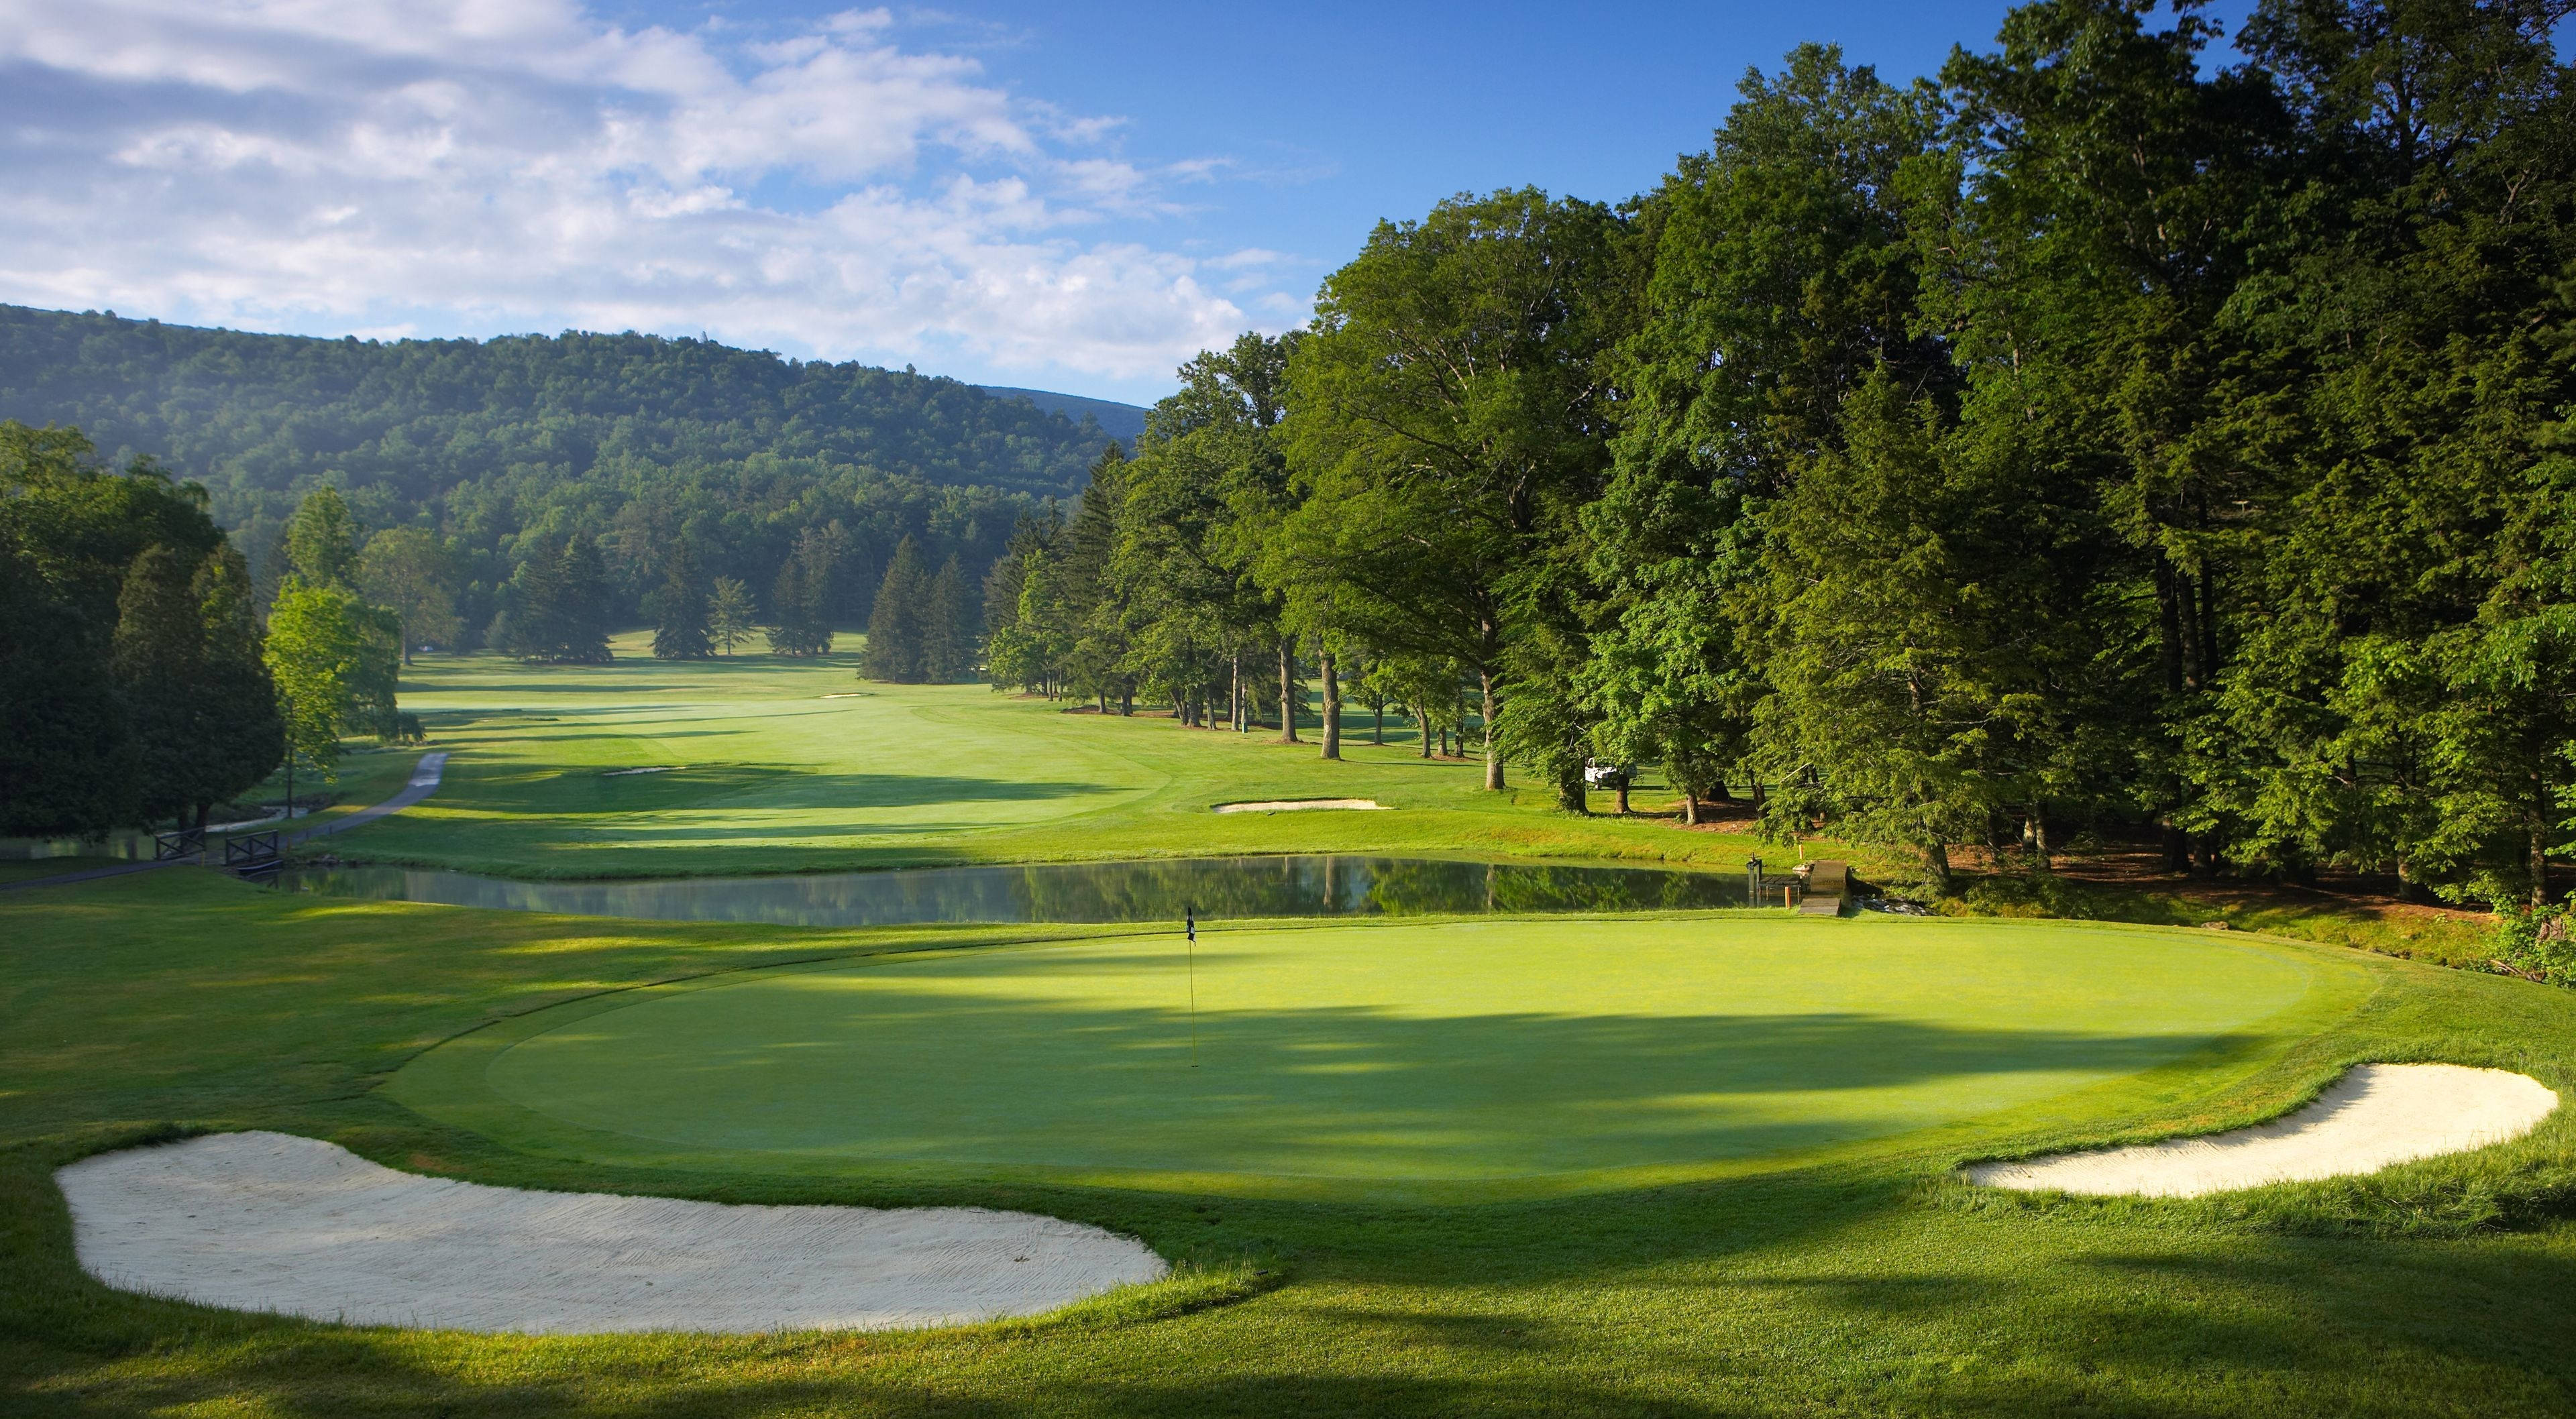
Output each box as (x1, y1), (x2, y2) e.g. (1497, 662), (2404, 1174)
(1943, 868), (2501, 970)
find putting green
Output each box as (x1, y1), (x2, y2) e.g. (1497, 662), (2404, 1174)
(390, 916), (2355, 1196)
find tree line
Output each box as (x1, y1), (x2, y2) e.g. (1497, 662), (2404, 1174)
(984, 0), (2576, 913)
(1, 427), (407, 838)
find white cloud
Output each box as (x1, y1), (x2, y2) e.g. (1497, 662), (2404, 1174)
(0, 0), (1294, 379)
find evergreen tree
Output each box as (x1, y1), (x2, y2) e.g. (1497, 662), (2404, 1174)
(557, 533), (612, 663)
(113, 543), (207, 826)
(191, 545), (284, 819)
(501, 538), (568, 660)
(506, 533), (613, 663)
(650, 547), (712, 660)
(767, 526), (840, 657)
(1060, 445), (1134, 711)
(922, 553), (975, 681)
(0, 526), (133, 835)
(707, 576), (755, 655)
(284, 486), (361, 589)
(862, 536), (930, 681)
(981, 509), (1061, 692)
(769, 556), (814, 656)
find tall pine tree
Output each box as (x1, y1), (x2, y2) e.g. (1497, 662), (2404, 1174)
(651, 545), (712, 659)
(767, 527), (839, 657)
(0, 525), (133, 835)
(113, 544), (207, 826)
(922, 553), (975, 681)
(863, 536), (930, 681)
(193, 545), (284, 819)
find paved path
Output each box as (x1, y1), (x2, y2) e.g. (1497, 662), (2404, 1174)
(0, 752), (449, 894)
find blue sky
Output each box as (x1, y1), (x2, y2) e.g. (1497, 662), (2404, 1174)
(0, 0), (2256, 406)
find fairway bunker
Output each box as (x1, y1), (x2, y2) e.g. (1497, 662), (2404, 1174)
(1966, 1063), (2557, 1196)
(56, 1132), (1166, 1334)
(1212, 798), (1388, 813)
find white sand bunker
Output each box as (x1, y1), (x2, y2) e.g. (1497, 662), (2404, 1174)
(1967, 1064), (2557, 1198)
(56, 1131), (1167, 1335)
(602, 766), (680, 777)
(1212, 798), (1388, 813)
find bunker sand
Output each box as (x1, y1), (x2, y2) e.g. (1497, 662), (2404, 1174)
(1967, 1063), (2556, 1196)
(1212, 798), (1387, 813)
(56, 1132), (1165, 1334)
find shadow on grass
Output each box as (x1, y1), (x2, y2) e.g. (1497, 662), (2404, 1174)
(471, 948), (2267, 1180)
(395, 764), (1122, 817)
(21, 1181), (2576, 1419)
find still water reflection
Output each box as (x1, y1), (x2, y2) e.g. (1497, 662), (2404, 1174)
(278, 854), (1747, 927)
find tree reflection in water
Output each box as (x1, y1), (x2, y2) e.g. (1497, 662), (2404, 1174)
(282, 855), (1748, 927)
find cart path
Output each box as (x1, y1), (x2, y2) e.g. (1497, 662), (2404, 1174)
(0, 752), (448, 893)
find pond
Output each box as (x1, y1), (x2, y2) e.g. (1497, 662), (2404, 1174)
(277, 854), (1750, 927)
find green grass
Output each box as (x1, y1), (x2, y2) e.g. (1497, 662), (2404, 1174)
(0, 858), (125, 885)
(11, 646), (2576, 1415)
(1945, 868), (2505, 969)
(392, 915), (2346, 1199)
(350, 636), (1763, 878)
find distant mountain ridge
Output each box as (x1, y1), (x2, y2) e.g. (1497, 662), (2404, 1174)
(0, 306), (1126, 522)
(975, 386), (1148, 444)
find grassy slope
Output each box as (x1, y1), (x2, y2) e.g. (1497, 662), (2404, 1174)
(7, 872), (2576, 1414)
(340, 637), (1766, 878)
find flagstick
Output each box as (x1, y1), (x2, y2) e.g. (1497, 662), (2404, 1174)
(1185, 908), (1199, 1069)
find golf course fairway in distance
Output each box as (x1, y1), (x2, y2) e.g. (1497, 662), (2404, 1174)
(388, 915), (2355, 1198)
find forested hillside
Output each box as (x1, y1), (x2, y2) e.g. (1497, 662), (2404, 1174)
(975, 387), (1148, 443)
(0, 306), (1122, 634)
(989, 1), (2576, 947)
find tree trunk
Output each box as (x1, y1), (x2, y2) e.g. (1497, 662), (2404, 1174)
(1318, 649), (1340, 760)
(1372, 698), (1385, 746)
(1680, 785), (1699, 826)
(1479, 667), (1503, 791)
(1615, 781), (1630, 815)
(2535, 801), (2554, 910)
(2025, 805), (2051, 873)
(1277, 637), (1300, 743)
(1925, 840), (1953, 895)
(1419, 708), (1434, 758)
(1230, 657), (1242, 733)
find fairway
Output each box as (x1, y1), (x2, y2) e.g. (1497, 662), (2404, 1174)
(394, 915), (2337, 1193)
(335, 642), (1774, 878)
